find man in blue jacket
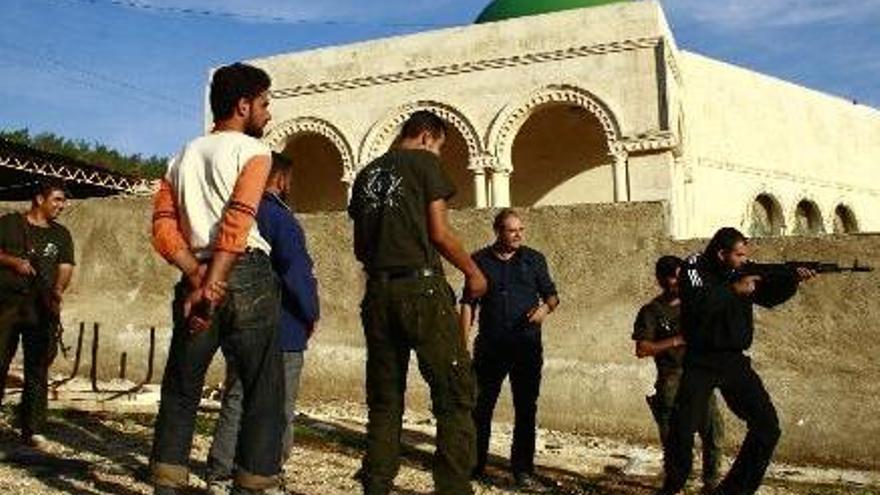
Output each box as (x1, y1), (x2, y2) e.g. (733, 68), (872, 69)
(207, 152), (320, 494)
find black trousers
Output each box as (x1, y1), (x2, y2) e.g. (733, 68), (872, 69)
(472, 332), (542, 475)
(0, 292), (58, 436)
(663, 353), (780, 495)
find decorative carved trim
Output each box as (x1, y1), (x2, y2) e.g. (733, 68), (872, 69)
(697, 157), (880, 197)
(359, 101), (484, 166)
(619, 130), (678, 153)
(263, 117), (356, 181)
(470, 153), (498, 173)
(487, 84), (621, 172)
(271, 37), (662, 100)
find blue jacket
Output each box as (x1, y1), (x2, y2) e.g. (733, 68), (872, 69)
(256, 192), (319, 352)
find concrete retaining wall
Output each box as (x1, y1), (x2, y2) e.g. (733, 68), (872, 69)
(2, 198), (878, 469)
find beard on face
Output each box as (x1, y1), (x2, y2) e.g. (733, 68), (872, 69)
(244, 118), (265, 138)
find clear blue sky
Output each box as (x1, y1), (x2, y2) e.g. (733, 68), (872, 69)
(1, 0), (878, 157)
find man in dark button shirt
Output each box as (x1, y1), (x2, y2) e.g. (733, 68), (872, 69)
(0, 179), (75, 448)
(348, 110), (487, 495)
(460, 208), (559, 490)
(633, 256), (722, 493)
(660, 228), (815, 495)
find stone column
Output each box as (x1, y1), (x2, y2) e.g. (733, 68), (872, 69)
(612, 151), (629, 202)
(491, 169), (511, 207)
(472, 170), (488, 208)
(342, 171), (355, 203)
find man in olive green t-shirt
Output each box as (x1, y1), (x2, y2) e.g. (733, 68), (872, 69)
(0, 179), (75, 448)
(633, 255), (722, 492)
(348, 111), (487, 495)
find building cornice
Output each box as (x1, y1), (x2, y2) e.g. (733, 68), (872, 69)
(270, 36), (663, 100)
(696, 157), (880, 197)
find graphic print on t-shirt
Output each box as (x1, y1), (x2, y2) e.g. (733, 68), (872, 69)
(40, 242), (59, 261)
(361, 166), (404, 211)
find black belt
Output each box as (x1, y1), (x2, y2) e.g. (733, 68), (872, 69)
(368, 267), (436, 282)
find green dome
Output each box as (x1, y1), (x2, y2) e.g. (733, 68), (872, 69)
(476, 0), (628, 23)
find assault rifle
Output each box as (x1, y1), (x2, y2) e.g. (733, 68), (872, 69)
(734, 260), (873, 279)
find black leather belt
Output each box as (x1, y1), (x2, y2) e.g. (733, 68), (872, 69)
(369, 267), (436, 282)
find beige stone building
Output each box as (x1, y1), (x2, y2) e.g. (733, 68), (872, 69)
(237, 0), (880, 239)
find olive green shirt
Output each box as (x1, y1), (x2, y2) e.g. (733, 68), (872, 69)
(348, 149), (455, 273)
(0, 212), (75, 294)
(632, 296), (685, 380)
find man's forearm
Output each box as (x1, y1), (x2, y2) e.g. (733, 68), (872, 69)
(166, 248), (202, 286)
(432, 229), (481, 278)
(204, 251), (239, 289)
(635, 336), (684, 358)
(54, 264), (74, 294)
(0, 251), (22, 269)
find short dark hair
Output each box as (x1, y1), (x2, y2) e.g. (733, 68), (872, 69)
(704, 227), (748, 259)
(399, 110), (447, 140)
(209, 63), (271, 121)
(32, 178), (67, 202)
(655, 255), (682, 279)
(270, 152), (293, 176)
(493, 208), (519, 232)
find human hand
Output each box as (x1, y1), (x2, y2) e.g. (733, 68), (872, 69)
(527, 304), (550, 324)
(184, 280), (227, 334)
(12, 257), (36, 276)
(732, 275), (761, 297)
(185, 264), (208, 290)
(47, 290), (63, 315)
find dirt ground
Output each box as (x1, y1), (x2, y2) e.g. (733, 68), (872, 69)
(0, 388), (877, 495)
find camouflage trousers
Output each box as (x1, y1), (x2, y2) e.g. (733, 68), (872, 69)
(360, 275), (476, 495)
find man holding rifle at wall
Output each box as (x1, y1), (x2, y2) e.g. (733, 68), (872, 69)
(659, 227), (817, 495)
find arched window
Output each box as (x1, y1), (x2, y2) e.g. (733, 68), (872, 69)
(509, 104), (613, 206)
(833, 204), (859, 234)
(749, 193), (784, 237)
(793, 200), (824, 235)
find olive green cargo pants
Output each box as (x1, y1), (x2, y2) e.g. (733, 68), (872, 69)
(360, 275), (476, 495)
(653, 373), (724, 485)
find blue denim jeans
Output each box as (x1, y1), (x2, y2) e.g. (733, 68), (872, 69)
(207, 351), (305, 480)
(150, 252), (285, 494)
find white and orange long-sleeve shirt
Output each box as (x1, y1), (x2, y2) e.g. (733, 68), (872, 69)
(152, 131), (272, 262)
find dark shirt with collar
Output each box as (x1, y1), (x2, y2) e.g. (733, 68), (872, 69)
(256, 192), (320, 352)
(465, 245), (557, 341)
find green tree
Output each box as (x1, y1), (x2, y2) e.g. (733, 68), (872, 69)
(0, 127), (167, 179)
